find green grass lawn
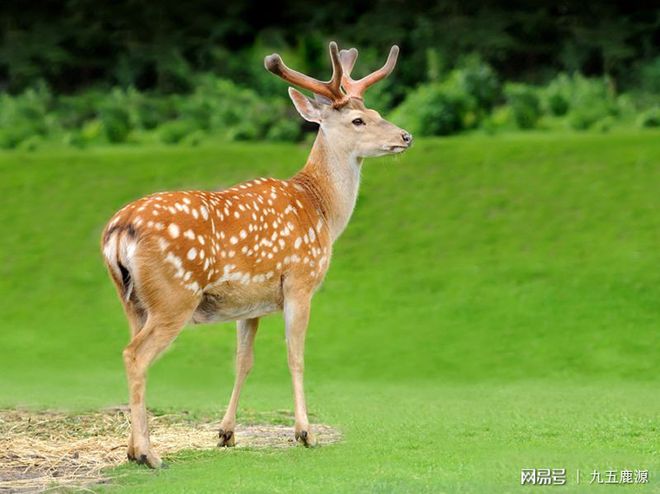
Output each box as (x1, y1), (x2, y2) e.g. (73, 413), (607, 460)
(1, 130), (659, 492)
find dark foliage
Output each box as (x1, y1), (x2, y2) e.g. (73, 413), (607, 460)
(0, 1), (657, 94)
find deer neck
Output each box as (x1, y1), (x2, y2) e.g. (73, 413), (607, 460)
(292, 131), (362, 242)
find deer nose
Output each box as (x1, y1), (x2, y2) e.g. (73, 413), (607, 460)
(402, 132), (413, 145)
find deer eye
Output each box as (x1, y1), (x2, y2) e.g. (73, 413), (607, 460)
(352, 118), (365, 126)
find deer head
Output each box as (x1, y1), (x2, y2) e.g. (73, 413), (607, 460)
(265, 42), (412, 159)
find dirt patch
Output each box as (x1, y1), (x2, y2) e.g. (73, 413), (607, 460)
(0, 408), (341, 493)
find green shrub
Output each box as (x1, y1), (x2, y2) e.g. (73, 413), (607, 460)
(543, 74), (571, 116)
(0, 83), (52, 129)
(80, 119), (104, 143)
(0, 84), (53, 143)
(178, 96), (213, 131)
(101, 108), (131, 143)
(568, 105), (608, 130)
(0, 76), (301, 147)
(481, 105), (514, 133)
(226, 122), (260, 141)
(181, 130), (206, 147)
(541, 73), (620, 130)
(504, 83), (541, 129)
(158, 120), (199, 144)
(391, 57), (499, 137)
(205, 78), (264, 130)
(389, 79), (476, 136)
(175, 75), (289, 140)
(0, 61), (652, 149)
(135, 97), (176, 130)
(456, 54), (501, 112)
(64, 131), (87, 149)
(266, 119), (301, 141)
(56, 92), (101, 129)
(637, 107), (660, 128)
(64, 119), (104, 148)
(17, 135), (44, 151)
(98, 89), (133, 143)
(0, 121), (42, 149)
(113, 88), (176, 131)
(566, 75), (618, 130)
(592, 116), (615, 133)
(615, 94), (637, 120)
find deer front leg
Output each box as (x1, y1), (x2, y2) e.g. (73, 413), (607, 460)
(283, 293), (317, 447)
(218, 317), (259, 447)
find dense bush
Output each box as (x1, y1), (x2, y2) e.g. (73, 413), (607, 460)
(565, 76), (618, 130)
(456, 55), (501, 112)
(0, 60), (655, 149)
(0, 83), (53, 148)
(389, 80), (474, 136)
(158, 120), (199, 144)
(537, 73), (620, 130)
(99, 92), (132, 143)
(504, 83), (541, 129)
(543, 74), (572, 116)
(389, 58), (499, 136)
(637, 107), (660, 128)
(389, 64), (650, 138)
(57, 92), (101, 130)
(0, 122), (42, 149)
(0, 75), (305, 148)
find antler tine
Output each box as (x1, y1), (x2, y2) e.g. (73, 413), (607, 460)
(326, 41), (344, 98)
(341, 45), (399, 100)
(264, 41), (345, 103)
(339, 48), (359, 76)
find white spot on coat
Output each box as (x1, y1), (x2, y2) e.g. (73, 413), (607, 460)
(168, 223), (180, 238)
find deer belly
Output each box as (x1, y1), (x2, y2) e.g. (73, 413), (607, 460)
(192, 285), (282, 324)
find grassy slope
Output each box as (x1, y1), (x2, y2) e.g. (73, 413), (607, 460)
(0, 131), (658, 492)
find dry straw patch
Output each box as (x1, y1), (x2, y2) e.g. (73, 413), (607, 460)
(0, 408), (341, 493)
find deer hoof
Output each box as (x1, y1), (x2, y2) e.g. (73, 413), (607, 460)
(295, 429), (318, 448)
(218, 429), (235, 447)
(131, 449), (163, 469)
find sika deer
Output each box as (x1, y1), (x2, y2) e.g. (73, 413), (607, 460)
(101, 41), (412, 468)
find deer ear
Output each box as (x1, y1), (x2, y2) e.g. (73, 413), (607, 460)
(288, 87), (323, 123)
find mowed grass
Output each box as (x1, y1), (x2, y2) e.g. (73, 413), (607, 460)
(0, 131), (658, 492)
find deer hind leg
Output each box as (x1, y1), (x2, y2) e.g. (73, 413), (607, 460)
(123, 307), (194, 468)
(283, 291), (317, 447)
(121, 298), (148, 338)
(121, 253), (199, 468)
(119, 299), (148, 460)
(218, 318), (259, 447)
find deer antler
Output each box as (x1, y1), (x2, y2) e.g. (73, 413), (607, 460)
(339, 45), (399, 100)
(265, 41), (347, 104)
